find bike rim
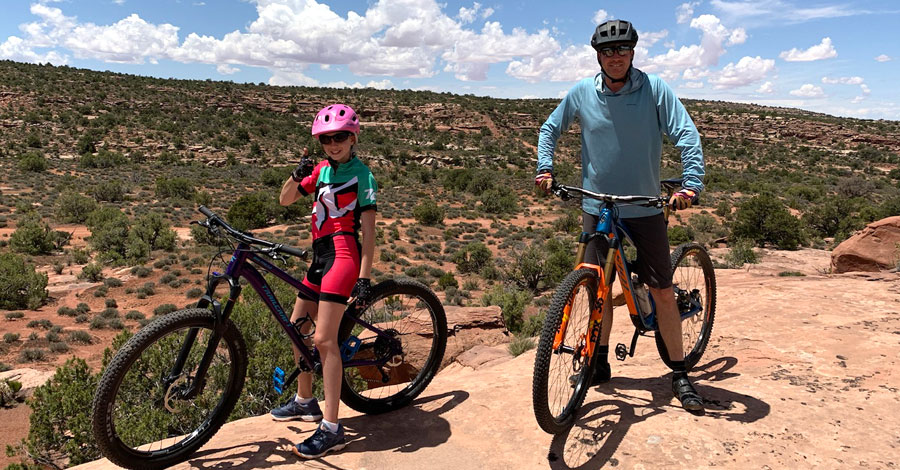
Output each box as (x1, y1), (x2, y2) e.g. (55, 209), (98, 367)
(672, 251), (711, 359)
(108, 325), (238, 457)
(342, 291), (439, 402)
(546, 279), (594, 419)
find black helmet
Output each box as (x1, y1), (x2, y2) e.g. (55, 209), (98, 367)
(591, 19), (638, 50)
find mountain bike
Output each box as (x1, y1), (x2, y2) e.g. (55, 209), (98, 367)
(532, 179), (716, 434)
(91, 206), (447, 470)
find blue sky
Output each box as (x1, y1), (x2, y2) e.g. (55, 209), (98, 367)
(2, 0), (898, 120)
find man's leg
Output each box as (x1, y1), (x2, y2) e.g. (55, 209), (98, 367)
(652, 285), (703, 411)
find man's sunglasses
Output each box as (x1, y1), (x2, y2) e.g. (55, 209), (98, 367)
(318, 131), (352, 145)
(599, 45), (633, 57)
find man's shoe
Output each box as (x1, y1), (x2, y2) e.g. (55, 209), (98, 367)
(672, 374), (704, 411)
(293, 423), (347, 459)
(270, 396), (323, 422)
(590, 361), (611, 386)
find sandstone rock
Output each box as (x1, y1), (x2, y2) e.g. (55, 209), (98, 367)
(0, 368), (54, 395)
(831, 216), (900, 273)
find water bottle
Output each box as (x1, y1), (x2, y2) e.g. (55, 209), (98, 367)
(632, 274), (652, 319)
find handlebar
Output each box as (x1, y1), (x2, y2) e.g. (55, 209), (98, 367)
(196, 206), (308, 259)
(550, 181), (668, 209)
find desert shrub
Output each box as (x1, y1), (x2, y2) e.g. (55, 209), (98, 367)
(452, 242), (493, 274)
(6, 311), (26, 320)
(131, 265), (152, 277)
(27, 319), (53, 329)
(0, 253), (48, 310)
(49, 342), (70, 353)
(227, 192), (279, 230)
(86, 207), (131, 263)
(25, 357), (100, 466)
(186, 287), (204, 299)
(480, 188), (518, 214)
(437, 272), (458, 290)
(723, 239), (759, 268)
(124, 310), (145, 320)
(412, 200), (445, 226)
(508, 334), (536, 357)
(731, 194), (805, 250)
(667, 225), (694, 245)
(503, 238), (572, 293)
(90, 180), (126, 202)
(79, 262), (104, 282)
(153, 304), (178, 316)
(18, 151), (47, 172)
(75, 303), (91, 314)
(79, 149), (126, 168)
(104, 277), (123, 288)
(20, 348), (47, 362)
(67, 331), (92, 344)
(801, 196), (866, 242)
(481, 284), (532, 334)
(57, 306), (76, 317)
(10, 211), (55, 255)
(4, 333), (20, 343)
(155, 176), (196, 200)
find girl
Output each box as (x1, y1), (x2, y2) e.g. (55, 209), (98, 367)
(272, 104), (377, 458)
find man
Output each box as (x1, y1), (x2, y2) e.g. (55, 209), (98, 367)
(535, 19), (706, 411)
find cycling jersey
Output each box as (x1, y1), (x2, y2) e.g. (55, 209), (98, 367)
(296, 156), (378, 240)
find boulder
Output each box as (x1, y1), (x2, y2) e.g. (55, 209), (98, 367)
(831, 216), (900, 273)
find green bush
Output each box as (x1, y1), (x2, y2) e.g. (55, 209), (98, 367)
(25, 358), (100, 466)
(731, 194), (806, 250)
(227, 192), (279, 230)
(79, 263), (104, 282)
(503, 238), (573, 294)
(452, 242), (493, 274)
(508, 334), (535, 357)
(90, 180), (127, 202)
(56, 191), (98, 224)
(437, 272), (458, 290)
(0, 253), (48, 310)
(480, 188), (518, 214)
(10, 212), (55, 255)
(723, 239), (760, 268)
(18, 151), (48, 172)
(481, 284), (532, 333)
(155, 177), (196, 200)
(667, 225), (694, 246)
(412, 200), (445, 226)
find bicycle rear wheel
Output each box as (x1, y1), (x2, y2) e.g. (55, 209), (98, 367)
(532, 268), (599, 434)
(338, 278), (447, 414)
(656, 242), (717, 369)
(91, 308), (247, 470)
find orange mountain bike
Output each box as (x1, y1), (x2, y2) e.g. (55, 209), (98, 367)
(532, 179), (716, 434)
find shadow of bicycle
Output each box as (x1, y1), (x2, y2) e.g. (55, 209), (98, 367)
(547, 357), (769, 469)
(185, 389), (469, 469)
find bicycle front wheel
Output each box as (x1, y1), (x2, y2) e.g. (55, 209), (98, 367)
(91, 308), (247, 470)
(338, 278), (447, 414)
(532, 268), (599, 434)
(655, 243), (717, 369)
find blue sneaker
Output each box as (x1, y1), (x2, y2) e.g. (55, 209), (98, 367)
(270, 396), (323, 422)
(293, 423), (347, 459)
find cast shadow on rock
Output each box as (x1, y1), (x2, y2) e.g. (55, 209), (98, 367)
(547, 356), (770, 469)
(185, 389), (469, 469)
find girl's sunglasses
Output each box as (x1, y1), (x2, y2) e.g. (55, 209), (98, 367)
(599, 45), (633, 57)
(318, 131), (352, 145)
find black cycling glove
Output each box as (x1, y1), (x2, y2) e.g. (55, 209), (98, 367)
(351, 278), (372, 309)
(291, 157), (315, 182)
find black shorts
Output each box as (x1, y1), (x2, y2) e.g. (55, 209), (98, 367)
(582, 211), (673, 289)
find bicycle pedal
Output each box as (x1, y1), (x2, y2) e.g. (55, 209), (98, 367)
(340, 336), (361, 361)
(614, 343), (628, 361)
(272, 367), (285, 395)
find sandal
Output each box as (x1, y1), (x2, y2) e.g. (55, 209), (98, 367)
(672, 374), (704, 411)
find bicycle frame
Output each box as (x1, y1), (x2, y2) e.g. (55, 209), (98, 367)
(165, 241), (398, 397)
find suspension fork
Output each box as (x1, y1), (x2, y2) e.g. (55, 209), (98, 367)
(164, 273), (241, 399)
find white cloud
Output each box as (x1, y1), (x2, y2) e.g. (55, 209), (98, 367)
(676, 2), (700, 24)
(708, 56), (775, 89)
(0, 35), (67, 64)
(821, 76), (863, 85)
(113, 0), (126, 5)
(216, 63), (239, 75)
(779, 37), (837, 62)
(640, 30), (669, 48)
(458, 3), (482, 24)
(593, 10), (610, 25)
(681, 81), (704, 88)
(875, 54), (891, 62)
(639, 14), (745, 79)
(756, 81), (774, 94)
(711, 0), (865, 25)
(727, 28), (747, 45)
(860, 84), (871, 95)
(507, 44), (596, 83)
(326, 79), (395, 89)
(789, 84), (825, 98)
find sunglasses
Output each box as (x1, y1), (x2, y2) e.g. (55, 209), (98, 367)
(318, 131), (352, 145)
(599, 45), (633, 57)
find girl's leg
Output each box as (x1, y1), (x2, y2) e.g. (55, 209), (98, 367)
(290, 297), (319, 398)
(312, 300), (345, 423)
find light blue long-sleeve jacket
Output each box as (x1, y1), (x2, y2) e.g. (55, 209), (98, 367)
(537, 68), (705, 218)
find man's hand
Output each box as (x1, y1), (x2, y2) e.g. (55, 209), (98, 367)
(351, 278), (372, 310)
(290, 147), (314, 182)
(535, 171), (554, 194)
(669, 188), (697, 210)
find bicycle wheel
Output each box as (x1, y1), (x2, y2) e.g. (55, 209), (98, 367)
(92, 308), (247, 470)
(656, 242), (717, 369)
(338, 278), (447, 414)
(532, 268), (599, 434)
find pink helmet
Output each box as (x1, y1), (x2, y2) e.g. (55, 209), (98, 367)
(311, 104), (360, 136)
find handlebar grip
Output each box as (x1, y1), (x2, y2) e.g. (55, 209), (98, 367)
(280, 246), (308, 259)
(199, 206), (215, 218)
